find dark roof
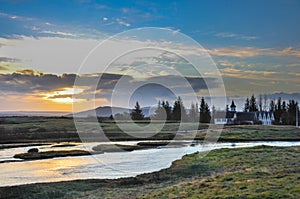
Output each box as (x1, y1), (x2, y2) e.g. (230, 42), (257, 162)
(236, 112), (256, 121)
(214, 111), (235, 119)
(230, 100), (236, 108)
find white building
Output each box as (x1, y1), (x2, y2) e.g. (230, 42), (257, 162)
(256, 112), (275, 125)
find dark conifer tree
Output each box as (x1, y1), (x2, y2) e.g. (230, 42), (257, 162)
(259, 94), (263, 112)
(274, 97), (282, 124)
(269, 100), (275, 112)
(244, 97), (250, 112)
(287, 100), (299, 125)
(172, 97), (187, 121)
(163, 101), (172, 121)
(249, 94), (258, 112)
(200, 97), (211, 123)
(131, 101), (144, 120)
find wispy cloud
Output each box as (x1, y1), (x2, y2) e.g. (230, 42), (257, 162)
(0, 12), (33, 21)
(116, 18), (131, 27)
(208, 46), (300, 58)
(94, 4), (109, 10)
(40, 30), (76, 37)
(279, 47), (300, 57)
(215, 32), (258, 41)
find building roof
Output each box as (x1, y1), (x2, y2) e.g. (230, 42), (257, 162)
(236, 112), (256, 121)
(214, 111), (235, 119)
(230, 100), (236, 108)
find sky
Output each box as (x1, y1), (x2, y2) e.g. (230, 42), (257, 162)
(0, 0), (300, 112)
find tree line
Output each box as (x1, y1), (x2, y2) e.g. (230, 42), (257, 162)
(130, 96), (211, 123)
(113, 94), (299, 125)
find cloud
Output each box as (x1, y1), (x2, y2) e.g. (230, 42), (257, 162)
(94, 4), (109, 10)
(0, 70), (218, 108)
(40, 30), (76, 37)
(208, 46), (300, 58)
(0, 72), (76, 93)
(116, 18), (131, 27)
(0, 12), (33, 21)
(220, 67), (299, 87)
(47, 94), (73, 99)
(215, 32), (258, 40)
(0, 36), (98, 74)
(0, 57), (20, 62)
(0, 66), (7, 70)
(44, 22), (54, 26)
(279, 47), (300, 57)
(208, 47), (264, 58)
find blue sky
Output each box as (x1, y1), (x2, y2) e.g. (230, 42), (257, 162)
(0, 0), (300, 111)
(1, 0), (300, 47)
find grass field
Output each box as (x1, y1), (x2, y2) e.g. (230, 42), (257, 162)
(1, 145), (299, 198)
(0, 117), (299, 143)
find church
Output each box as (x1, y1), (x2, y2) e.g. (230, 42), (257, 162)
(213, 100), (274, 125)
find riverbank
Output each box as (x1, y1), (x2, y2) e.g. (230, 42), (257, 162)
(1, 145), (299, 198)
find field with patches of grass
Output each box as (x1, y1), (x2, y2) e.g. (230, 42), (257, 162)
(201, 125), (300, 142)
(0, 117), (299, 143)
(1, 145), (299, 198)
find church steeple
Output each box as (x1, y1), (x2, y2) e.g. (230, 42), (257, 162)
(230, 100), (236, 112)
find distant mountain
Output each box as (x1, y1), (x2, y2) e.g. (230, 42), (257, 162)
(68, 106), (155, 118)
(0, 111), (69, 117)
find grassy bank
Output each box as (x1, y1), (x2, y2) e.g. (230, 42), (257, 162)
(13, 150), (92, 160)
(1, 145), (299, 198)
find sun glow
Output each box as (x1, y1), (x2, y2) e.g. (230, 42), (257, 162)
(43, 87), (85, 104)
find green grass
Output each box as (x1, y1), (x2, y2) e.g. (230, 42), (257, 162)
(1, 146), (299, 198)
(216, 125), (300, 141)
(0, 117), (299, 143)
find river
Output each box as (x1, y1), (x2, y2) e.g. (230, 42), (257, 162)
(0, 141), (299, 187)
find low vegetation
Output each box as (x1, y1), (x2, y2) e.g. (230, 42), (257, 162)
(13, 150), (91, 160)
(0, 116), (299, 144)
(2, 145), (299, 198)
(92, 144), (154, 152)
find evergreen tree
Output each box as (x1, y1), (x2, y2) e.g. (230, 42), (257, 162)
(200, 97), (211, 123)
(163, 101), (172, 121)
(188, 102), (198, 122)
(249, 94), (258, 112)
(131, 101), (144, 120)
(244, 97), (250, 112)
(287, 100), (299, 125)
(281, 101), (288, 124)
(259, 94), (263, 112)
(270, 99), (275, 112)
(274, 97), (282, 124)
(154, 100), (165, 120)
(172, 96), (187, 121)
